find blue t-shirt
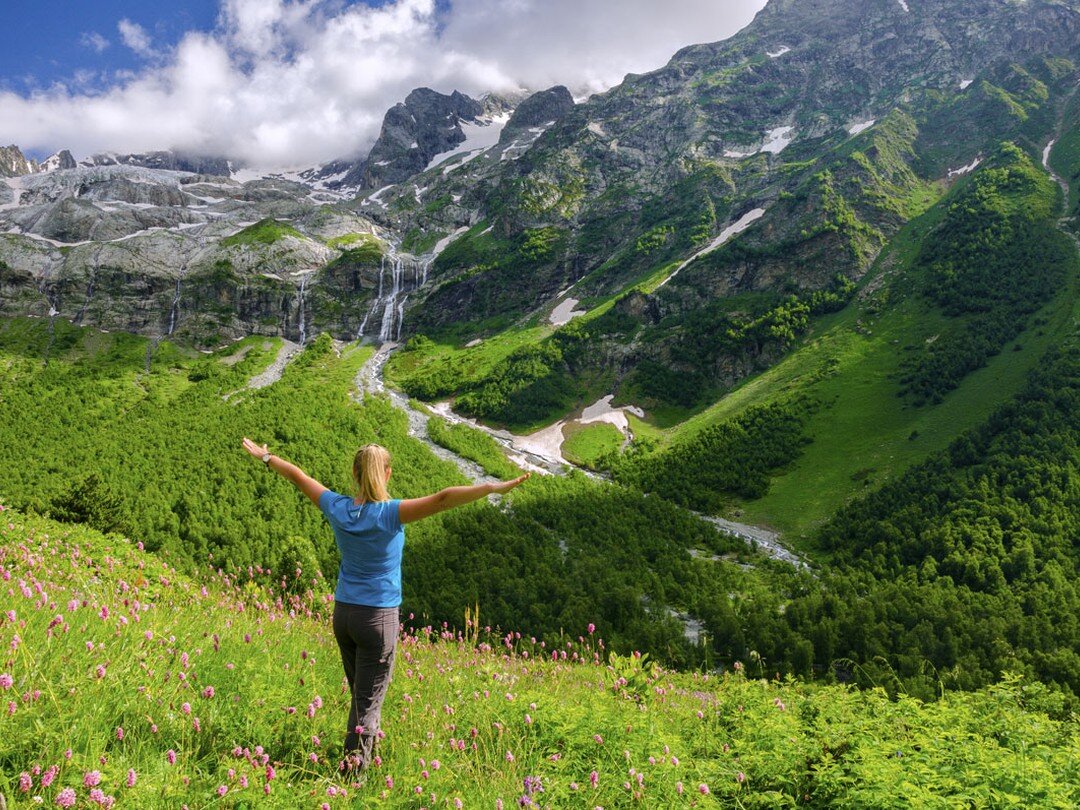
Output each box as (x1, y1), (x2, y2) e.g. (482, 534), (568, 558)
(318, 491), (404, 608)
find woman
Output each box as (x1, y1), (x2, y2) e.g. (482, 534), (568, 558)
(241, 437), (529, 769)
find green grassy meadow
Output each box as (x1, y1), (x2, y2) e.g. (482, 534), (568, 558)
(3, 507), (1079, 808)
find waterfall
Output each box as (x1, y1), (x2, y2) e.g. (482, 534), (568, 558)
(377, 255), (404, 342)
(355, 236), (446, 343)
(297, 274), (309, 346)
(167, 277), (182, 336)
(395, 294), (409, 342)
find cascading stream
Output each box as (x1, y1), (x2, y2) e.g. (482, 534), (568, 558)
(358, 230), (462, 343)
(296, 273), (309, 345)
(167, 271), (184, 336)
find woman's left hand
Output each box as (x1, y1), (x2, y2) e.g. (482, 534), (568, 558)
(242, 437), (269, 460)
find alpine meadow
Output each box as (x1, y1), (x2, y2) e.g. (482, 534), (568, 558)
(3, 0), (1080, 806)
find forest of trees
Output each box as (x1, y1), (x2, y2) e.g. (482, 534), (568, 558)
(901, 143), (1072, 404)
(9, 309), (1080, 709)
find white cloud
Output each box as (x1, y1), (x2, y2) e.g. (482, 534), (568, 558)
(118, 19), (154, 57)
(1, 0), (766, 168)
(79, 32), (111, 54)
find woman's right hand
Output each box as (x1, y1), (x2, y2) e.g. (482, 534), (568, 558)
(489, 473), (530, 495)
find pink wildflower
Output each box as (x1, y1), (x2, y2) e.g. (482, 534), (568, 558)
(181, 702), (192, 715)
(0, 673), (13, 689)
(166, 749), (177, 765)
(84, 770), (102, 787)
(699, 783), (710, 794)
(116, 726), (124, 740)
(55, 787), (76, 808)
(217, 785), (228, 797)
(126, 769), (137, 787)
(18, 772), (31, 792)
(202, 686), (215, 699)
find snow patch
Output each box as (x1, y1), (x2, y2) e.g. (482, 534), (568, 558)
(365, 184), (394, 209)
(847, 119), (875, 136)
(896, 0), (909, 11)
(947, 158), (981, 178)
(766, 46), (791, 58)
(514, 420), (570, 465)
(959, 78), (973, 90)
(761, 126), (796, 154)
(549, 298), (586, 326)
(724, 126), (795, 158)
(658, 208), (767, 288)
(578, 395), (645, 435)
(426, 114), (511, 175)
(429, 225), (469, 258)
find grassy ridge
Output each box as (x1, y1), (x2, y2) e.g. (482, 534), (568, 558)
(2, 508), (1079, 808)
(638, 144), (1078, 537)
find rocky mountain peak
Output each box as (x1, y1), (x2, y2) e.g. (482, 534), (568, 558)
(41, 150), (77, 172)
(332, 87), (501, 191)
(1, 145), (81, 178)
(498, 86), (575, 145)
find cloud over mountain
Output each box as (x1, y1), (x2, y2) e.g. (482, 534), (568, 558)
(0, 0), (764, 168)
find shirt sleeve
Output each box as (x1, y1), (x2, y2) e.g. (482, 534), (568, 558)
(318, 490), (340, 525)
(384, 499), (402, 534)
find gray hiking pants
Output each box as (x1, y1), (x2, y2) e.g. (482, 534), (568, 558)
(331, 601), (398, 766)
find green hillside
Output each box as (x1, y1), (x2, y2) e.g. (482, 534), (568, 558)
(623, 141), (1078, 538)
(0, 318), (803, 671)
(2, 508), (1079, 808)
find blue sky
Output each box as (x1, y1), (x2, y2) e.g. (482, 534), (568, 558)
(0, 1), (220, 94)
(0, 0), (764, 167)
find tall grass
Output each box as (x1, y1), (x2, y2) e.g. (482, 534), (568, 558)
(2, 506), (1079, 808)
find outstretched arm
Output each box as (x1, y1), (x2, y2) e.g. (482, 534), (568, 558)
(398, 473), (530, 525)
(242, 438), (328, 506)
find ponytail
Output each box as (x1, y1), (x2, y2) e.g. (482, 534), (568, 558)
(352, 444), (391, 503)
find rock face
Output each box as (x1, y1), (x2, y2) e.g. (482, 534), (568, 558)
(1, 146), (39, 178)
(498, 86), (575, 145)
(0, 161), (389, 346)
(80, 150), (234, 177)
(335, 88), (487, 190)
(40, 150), (77, 172)
(1, 0), (1078, 370)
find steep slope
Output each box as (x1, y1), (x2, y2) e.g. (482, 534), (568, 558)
(3, 507), (1078, 807)
(384, 0), (1077, 335)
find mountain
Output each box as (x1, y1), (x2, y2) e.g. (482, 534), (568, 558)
(6, 0), (1080, 734)
(0, 0), (1077, 498)
(79, 149), (234, 176)
(0, 145), (77, 177)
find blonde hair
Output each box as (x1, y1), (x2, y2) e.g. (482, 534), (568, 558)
(353, 444), (391, 503)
